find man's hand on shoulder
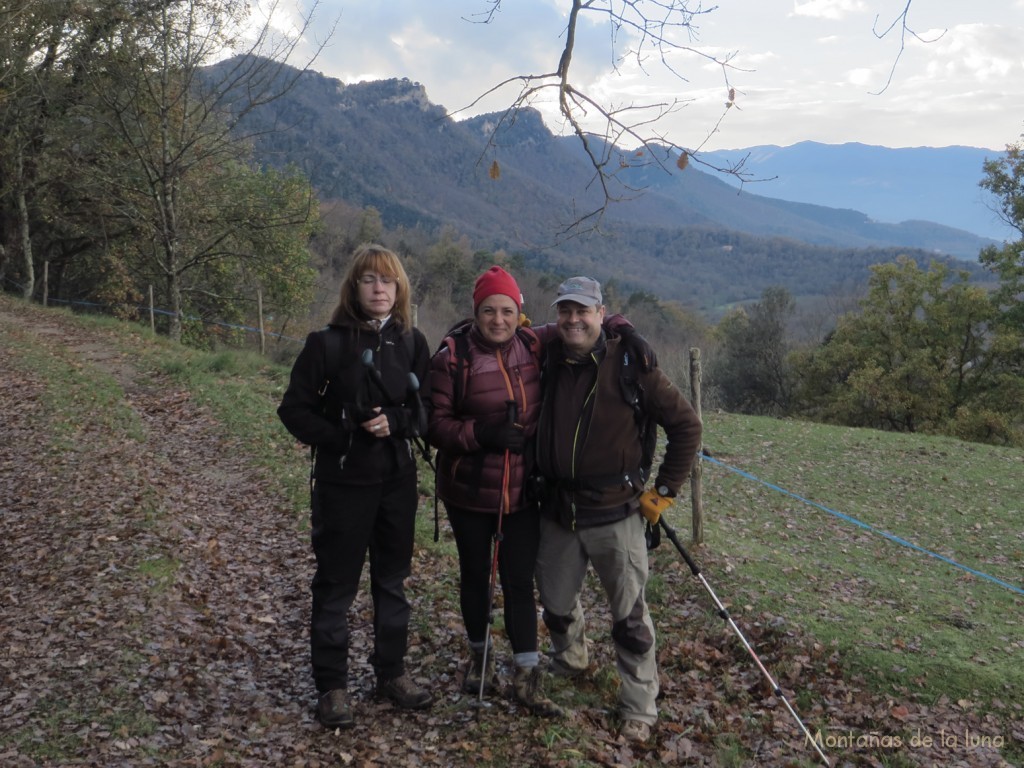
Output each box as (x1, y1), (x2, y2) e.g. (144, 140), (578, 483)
(615, 324), (657, 372)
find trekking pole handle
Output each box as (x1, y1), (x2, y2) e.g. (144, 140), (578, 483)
(361, 349), (389, 400)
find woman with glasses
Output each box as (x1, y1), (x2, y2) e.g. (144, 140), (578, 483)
(278, 243), (433, 729)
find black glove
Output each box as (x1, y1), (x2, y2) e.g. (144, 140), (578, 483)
(343, 403), (376, 427)
(615, 324), (657, 372)
(474, 420), (526, 454)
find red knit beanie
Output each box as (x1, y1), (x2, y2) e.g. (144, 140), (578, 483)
(473, 266), (522, 313)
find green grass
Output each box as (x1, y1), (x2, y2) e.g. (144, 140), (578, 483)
(667, 412), (1024, 711)
(102, 325), (314, 521)
(138, 555), (180, 592)
(0, 318), (144, 447)
(8, 687), (158, 763)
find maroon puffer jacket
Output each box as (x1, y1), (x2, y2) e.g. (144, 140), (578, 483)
(426, 324), (547, 515)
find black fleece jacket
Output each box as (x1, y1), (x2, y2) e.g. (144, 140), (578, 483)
(277, 319), (430, 485)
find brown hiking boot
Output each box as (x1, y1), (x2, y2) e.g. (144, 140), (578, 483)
(549, 657), (587, 679)
(621, 718), (651, 743)
(513, 666), (564, 718)
(463, 650), (499, 694)
(316, 689), (354, 729)
(376, 674), (434, 710)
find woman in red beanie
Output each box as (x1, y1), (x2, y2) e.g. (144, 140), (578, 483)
(427, 265), (563, 716)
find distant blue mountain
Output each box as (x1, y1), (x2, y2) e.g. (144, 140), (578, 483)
(698, 142), (1014, 243)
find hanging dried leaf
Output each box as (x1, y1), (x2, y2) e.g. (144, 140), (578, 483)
(677, 152), (690, 171)
(489, 160), (501, 180)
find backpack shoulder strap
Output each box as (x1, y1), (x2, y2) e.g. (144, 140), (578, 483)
(515, 325), (543, 365)
(319, 326), (345, 398)
(450, 327), (471, 409)
(433, 320), (473, 411)
(619, 347), (657, 481)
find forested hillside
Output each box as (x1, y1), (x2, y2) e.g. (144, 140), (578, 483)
(221, 61), (992, 314)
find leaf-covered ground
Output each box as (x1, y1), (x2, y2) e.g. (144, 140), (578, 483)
(1, 301), (1019, 767)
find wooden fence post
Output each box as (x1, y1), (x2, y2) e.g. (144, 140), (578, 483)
(149, 286), (155, 333)
(42, 261), (48, 307)
(689, 347), (704, 545)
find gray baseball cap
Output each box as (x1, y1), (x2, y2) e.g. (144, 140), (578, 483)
(551, 276), (603, 307)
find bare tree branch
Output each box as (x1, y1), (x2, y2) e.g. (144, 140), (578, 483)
(871, 0), (946, 95)
(456, 0), (752, 239)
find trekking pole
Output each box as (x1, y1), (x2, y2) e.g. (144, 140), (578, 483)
(405, 371), (436, 471)
(658, 516), (830, 767)
(360, 349), (435, 470)
(477, 400), (517, 707)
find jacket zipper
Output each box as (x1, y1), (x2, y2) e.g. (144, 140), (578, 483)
(569, 374), (599, 531)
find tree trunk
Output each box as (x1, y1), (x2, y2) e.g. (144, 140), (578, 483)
(15, 146), (34, 300)
(167, 268), (183, 342)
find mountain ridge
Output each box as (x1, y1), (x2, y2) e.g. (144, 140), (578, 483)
(219, 60), (996, 313)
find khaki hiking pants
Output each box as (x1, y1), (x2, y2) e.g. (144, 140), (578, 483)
(536, 512), (659, 725)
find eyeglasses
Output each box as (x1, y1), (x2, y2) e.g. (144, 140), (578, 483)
(357, 274), (398, 286)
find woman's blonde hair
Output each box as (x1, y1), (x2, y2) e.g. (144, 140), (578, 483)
(330, 243), (413, 329)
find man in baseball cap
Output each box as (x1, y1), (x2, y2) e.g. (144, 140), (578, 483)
(534, 273), (702, 744)
(551, 276), (603, 307)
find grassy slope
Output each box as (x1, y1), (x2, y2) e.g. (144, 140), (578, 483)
(691, 414), (1023, 710)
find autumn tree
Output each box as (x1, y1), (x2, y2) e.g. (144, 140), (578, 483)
(979, 137), (1024, 332)
(709, 287), (796, 415)
(792, 257), (1022, 444)
(73, 0), (331, 341)
(0, 1), (332, 342)
(0, 0), (121, 298)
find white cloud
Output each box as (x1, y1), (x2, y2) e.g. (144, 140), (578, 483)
(288, 0), (1024, 150)
(846, 68), (874, 87)
(792, 0), (867, 21)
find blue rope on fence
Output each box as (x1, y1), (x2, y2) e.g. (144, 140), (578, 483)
(701, 453), (1024, 598)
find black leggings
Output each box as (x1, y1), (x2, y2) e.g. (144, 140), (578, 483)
(309, 476), (417, 691)
(446, 503), (541, 655)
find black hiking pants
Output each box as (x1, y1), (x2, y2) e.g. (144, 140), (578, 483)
(309, 475), (417, 692)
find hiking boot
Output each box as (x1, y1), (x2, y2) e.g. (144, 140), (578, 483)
(621, 718), (651, 743)
(549, 657), (587, 679)
(513, 666), (564, 718)
(316, 689), (354, 729)
(462, 650), (499, 695)
(376, 674), (434, 710)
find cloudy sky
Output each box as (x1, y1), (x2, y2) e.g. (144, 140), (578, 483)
(262, 0), (1023, 152)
